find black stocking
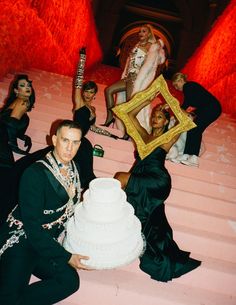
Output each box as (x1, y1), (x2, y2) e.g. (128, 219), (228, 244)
(103, 79), (127, 125)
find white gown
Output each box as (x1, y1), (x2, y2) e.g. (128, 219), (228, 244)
(117, 41), (166, 133)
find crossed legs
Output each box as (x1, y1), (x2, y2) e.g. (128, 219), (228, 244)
(103, 78), (133, 127)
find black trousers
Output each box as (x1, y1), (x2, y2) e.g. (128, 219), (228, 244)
(0, 240), (80, 305)
(184, 108), (221, 156)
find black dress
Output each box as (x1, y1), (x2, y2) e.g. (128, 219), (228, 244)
(73, 105), (96, 187)
(0, 108), (30, 166)
(0, 109), (32, 226)
(125, 147), (201, 282)
(73, 105), (95, 137)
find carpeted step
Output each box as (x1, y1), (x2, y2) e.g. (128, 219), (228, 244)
(1, 69), (236, 305)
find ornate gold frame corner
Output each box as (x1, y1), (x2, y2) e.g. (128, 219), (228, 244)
(112, 74), (196, 159)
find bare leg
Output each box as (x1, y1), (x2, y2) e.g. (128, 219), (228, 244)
(102, 79), (127, 126)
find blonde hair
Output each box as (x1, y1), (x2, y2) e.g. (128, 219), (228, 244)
(143, 24), (156, 43)
(172, 72), (187, 82)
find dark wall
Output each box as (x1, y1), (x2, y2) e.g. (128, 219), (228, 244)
(92, 0), (230, 74)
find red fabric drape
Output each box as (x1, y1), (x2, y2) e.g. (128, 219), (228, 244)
(182, 0), (236, 115)
(0, 0), (102, 78)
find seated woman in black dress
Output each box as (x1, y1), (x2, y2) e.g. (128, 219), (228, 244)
(0, 74), (34, 166)
(114, 100), (201, 282)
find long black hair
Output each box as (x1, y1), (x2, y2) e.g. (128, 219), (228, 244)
(1, 74), (35, 112)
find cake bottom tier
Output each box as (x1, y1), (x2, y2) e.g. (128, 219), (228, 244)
(63, 230), (144, 270)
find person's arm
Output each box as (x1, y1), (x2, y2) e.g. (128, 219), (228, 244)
(127, 98), (152, 143)
(161, 133), (181, 153)
(74, 89), (84, 110)
(181, 82), (197, 110)
(90, 124), (119, 139)
(19, 164), (72, 263)
(10, 99), (29, 120)
(74, 48), (86, 110)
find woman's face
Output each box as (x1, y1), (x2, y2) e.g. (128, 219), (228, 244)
(82, 88), (96, 103)
(15, 79), (32, 98)
(138, 26), (150, 42)
(151, 110), (168, 129)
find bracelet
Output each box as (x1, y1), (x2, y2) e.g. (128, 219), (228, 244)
(90, 125), (111, 137)
(75, 53), (86, 89)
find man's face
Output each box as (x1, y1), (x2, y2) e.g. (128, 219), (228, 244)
(172, 79), (184, 91)
(52, 126), (81, 165)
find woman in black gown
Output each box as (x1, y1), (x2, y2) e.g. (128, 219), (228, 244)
(115, 100), (201, 282)
(0, 75), (35, 226)
(0, 74), (34, 166)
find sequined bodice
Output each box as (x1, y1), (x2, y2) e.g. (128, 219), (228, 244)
(127, 47), (147, 74)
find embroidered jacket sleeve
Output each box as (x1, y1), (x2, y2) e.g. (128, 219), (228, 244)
(19, 163), (72, 263)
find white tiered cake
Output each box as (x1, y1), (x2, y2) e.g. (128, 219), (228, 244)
(63, 178), (144, 269)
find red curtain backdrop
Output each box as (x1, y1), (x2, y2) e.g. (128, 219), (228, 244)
(0, 0), (102, 78)
(181, 0), (236, 115)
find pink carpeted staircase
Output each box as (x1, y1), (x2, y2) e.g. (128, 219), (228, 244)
(0, 69), (235, 305)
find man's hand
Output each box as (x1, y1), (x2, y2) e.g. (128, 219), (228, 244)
(68, 254), (91, 270)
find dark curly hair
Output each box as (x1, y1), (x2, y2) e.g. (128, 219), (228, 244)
(151, 105), (171, 133)
(1, 74), (35, 112)
(82, 81), (98, 94)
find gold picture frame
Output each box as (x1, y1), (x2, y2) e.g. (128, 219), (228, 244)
(112, 74), (196, 159)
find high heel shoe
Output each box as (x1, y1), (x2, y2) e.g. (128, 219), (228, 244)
(101, 118), (115, 127)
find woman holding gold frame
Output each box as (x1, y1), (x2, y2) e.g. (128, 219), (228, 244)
(114, 76), (201, 281)
(114, 102), (201, 282)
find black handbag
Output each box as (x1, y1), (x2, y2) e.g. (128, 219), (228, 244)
(93, 144), (104, 157)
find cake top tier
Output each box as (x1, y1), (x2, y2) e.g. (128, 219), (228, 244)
(89, 178), (122, 203)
